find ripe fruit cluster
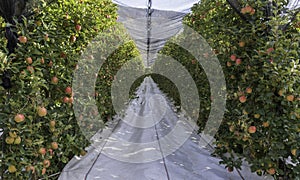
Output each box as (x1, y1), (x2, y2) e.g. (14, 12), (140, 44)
(229, 54), (242, 66)
(63, 86), (73, 104)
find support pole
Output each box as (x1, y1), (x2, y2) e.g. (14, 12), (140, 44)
(146, 0), (152, 67)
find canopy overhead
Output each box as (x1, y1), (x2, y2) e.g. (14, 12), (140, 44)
(113, 0), (198, 14)
(114, 0), (198, 67)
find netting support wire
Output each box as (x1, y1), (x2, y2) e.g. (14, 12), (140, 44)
(146, 0), (152, 67)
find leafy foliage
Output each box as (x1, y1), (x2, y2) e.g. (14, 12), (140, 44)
(188, 0), (300, 178)
(158, 0), (299, 178)
(0, 0), (141, 179)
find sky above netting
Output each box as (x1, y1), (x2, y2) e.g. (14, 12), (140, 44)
(113, 0), (300, 11)
(113, 0), (199, 13)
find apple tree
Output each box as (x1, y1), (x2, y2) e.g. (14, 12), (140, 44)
(186, 0), (299, 178)
(156, 0), (299, 178)
(0, 0), (141, 179)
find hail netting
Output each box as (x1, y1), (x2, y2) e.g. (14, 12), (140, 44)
(114, 0), (198, 67)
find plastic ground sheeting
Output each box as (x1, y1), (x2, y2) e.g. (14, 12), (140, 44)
(59, 77), (270, 180)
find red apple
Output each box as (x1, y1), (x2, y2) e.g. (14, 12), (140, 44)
(241, 6), (255, 15)
(26, 165), (35, 173)
(48, 148), (53, 155)
(65, 86), (72, 94)
(42, 168), (46, 175)
(241, 7), (247, 14)
(238, 41), (245, 47)
(51, 76), (58, 84)
(63, 97), (70, 103)
(68, 97), (73, 104)
(75, 24), (82, 31)
(70, 35), (76, 43)
(51, 142), (58, 150)
(27, 66), (34, 73)
(40, 57), (45, 64)
(267, 47), (274, 54)
(287, 95), (294, 102)
(43, 160), (50, 168)
(37, 106), (47, 117)
(230, 54), (236, 61)
(248, 126), (256, 134)
(18, 36), (27, 43)
(48, 60), (53, 67)
(26, 57), (33, 64)
(39, 147), (46, 155)
(239, 96), (247, 103)
(14, 114), (25, 123)
(246, 87), (252, 94)
(236, 58), (242, 65)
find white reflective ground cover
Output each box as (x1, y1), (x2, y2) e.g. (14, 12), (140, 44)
(59, 77), (270, 180)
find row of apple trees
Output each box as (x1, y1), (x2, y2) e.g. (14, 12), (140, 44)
(155, 0), (299, 179)
(0, 0), (141, 179)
